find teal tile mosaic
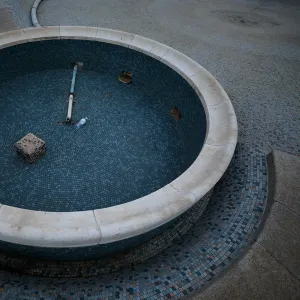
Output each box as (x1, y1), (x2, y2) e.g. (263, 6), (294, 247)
(0, 40), (206, 212)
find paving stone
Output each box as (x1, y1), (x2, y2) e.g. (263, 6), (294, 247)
(257, 202), (300, 280)
(190, 243), (300, 300)
(271, 151), (300, 216)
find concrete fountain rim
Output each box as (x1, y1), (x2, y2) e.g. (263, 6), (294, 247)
(0, 26), (237, 248)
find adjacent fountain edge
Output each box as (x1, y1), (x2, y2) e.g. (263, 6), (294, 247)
(31, 0), (43, 27)
(0, 26), (238, 248)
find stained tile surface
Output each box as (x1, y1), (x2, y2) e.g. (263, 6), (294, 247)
(0, 40), (206, 211)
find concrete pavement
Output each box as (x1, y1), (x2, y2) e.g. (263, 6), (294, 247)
(190, 151), (300, 299)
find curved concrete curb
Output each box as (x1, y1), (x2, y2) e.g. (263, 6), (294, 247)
(190, 150), (300, 300)
(0, 26), (237, 248)
(31, 0), (43, 27)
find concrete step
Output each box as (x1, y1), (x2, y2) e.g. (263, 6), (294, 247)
(190, 150), (300, 300)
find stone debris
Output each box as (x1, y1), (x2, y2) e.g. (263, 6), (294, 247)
(118, 71), (132, 84)
(170, 107), (181, 120)
(14, 133), (46, 163)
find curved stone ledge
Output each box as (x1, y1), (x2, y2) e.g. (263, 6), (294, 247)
(0, 27), (238, 248)
(31, 0), (43, 27)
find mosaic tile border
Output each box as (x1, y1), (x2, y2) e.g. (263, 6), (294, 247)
(0, 144), (268, 299)
(0, 190), (213, 277)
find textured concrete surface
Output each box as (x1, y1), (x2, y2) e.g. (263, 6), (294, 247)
(270, 150), (300, 215)
(35, 0), (300, 154)
(1, 2), (299, 154)
(257, 151), (300, 280)
(190, 243), (300, 300)
(0, 0), (34, 32)
(257, 202), (300, 280)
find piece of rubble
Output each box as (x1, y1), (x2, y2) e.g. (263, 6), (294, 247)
(118, 71), (132, 84)
(170, 107), (181, 120)
(15, 133), (46, 163)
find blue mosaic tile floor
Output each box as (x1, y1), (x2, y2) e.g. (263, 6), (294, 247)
(0, 68), (205, 211)
(0, 144), (267, 299)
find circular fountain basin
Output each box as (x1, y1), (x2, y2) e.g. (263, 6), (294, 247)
(0, 27), (237, 260)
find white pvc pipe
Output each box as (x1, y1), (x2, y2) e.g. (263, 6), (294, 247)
(70, 65), (78, 93)
(66, 64), (78, 122)
(66, 94), (74, 122)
